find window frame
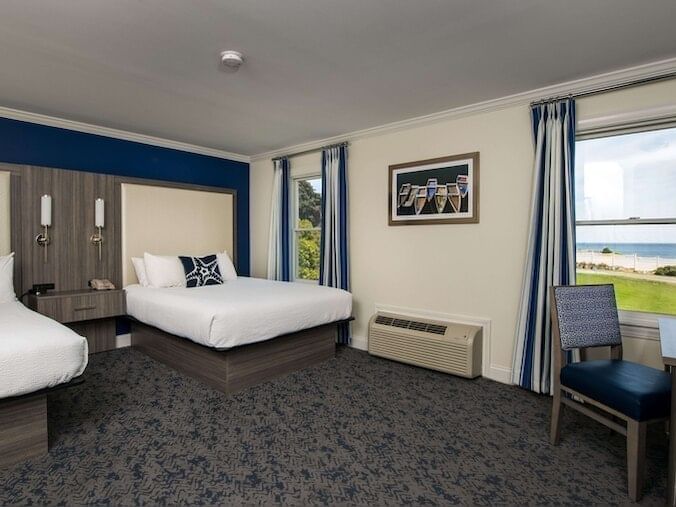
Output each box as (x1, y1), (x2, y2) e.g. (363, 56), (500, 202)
(291, 173), (322, 283)
(575, 122), (676, 328)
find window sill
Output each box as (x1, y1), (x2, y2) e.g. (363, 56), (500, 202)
(293, 278), (319, 285)
(618, 310), (672, 341)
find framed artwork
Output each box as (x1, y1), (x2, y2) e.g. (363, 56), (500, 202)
(388, 152), (479, 225)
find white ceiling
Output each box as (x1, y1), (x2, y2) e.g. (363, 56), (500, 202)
(1, 0), (676, 157)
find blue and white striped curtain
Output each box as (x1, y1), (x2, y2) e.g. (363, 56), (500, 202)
(267, 157), (291, 281)
(319, 145), (350, 344)
(512, 99), (576, 394)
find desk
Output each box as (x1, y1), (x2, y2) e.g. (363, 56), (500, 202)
(659, 317), (676, 506)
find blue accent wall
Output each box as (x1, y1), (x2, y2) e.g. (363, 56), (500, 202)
(0, 117), (249, 275)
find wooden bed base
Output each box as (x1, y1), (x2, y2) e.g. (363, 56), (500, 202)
(0, 378), (82, 468)
(0, 394), (47, 468)
(131, 321), (340, 394)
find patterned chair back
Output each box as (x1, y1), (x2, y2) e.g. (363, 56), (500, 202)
(552, 284), (622, 350)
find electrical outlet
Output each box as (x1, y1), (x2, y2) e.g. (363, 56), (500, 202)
(30, 283), (55, 295)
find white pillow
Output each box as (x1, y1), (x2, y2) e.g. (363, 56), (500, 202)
(0, 253), (16, 303)
(217, 251), (237, 281)
(131, 257), (149, 287)
(143, 253), (187, 288)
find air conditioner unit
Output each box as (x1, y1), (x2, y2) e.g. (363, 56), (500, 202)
(368, 312), (482, 378)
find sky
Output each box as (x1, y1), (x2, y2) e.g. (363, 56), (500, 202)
(575, 126), (676, 244)
(308, 177), (321, 193)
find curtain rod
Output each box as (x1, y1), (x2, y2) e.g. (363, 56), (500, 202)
(272, 141), (349, 162)
(530, 71), (676, 106)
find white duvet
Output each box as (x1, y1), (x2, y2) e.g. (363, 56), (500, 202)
(125, 277), (352, 349)
(0, 301), (88, 399)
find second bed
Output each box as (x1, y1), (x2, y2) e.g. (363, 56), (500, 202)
(125, 277), (352, 393)
(126, 276), (352, 350)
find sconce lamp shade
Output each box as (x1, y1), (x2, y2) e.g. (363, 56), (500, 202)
(95, 198), (105, 228)
(40, 195), (52, 227)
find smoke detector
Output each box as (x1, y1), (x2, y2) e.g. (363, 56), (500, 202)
(220, 50), (244, 71)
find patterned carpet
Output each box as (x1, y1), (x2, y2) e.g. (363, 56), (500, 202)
(0, 346), (669, 505)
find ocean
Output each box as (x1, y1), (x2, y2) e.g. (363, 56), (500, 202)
(577, 243), (676, 258)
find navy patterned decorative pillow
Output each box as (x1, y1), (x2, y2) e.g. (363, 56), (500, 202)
(179, 255), (224, 288)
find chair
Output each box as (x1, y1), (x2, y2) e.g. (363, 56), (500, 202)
(550, 284), (671, 501)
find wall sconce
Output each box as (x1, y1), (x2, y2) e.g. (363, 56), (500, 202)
(35, 194), (51, 263)
(90, 198), (104, 260)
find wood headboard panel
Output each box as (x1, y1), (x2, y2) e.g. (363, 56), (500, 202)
(120, 182), (236, 287)
(0, 171), (9, 256)
(5, 163), (120, 294)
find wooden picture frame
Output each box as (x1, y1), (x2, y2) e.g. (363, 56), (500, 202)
(388, 152), (479, 225)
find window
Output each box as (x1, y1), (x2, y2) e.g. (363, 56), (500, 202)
(293, 176), (322, 281)
(575, 126), (676, 318)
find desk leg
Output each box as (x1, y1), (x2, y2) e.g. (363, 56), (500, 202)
(670, 370), (676, 506)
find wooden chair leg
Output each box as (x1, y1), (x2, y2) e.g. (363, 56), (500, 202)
(627, 419), (647, 502)
(665, 366), (671, 436)
(550, 388), (563, 445)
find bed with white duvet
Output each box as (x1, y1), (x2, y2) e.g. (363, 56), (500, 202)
(125, 277), (352, 349)
(0, 301), (89, 399)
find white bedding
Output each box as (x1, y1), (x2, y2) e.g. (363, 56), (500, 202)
(0, 301), (88, 399)
(125, 277), (352, 349)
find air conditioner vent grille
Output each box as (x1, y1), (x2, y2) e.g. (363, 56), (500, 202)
(374, 314), (447, 335)
(408, 321), (427, 332)
(426, 324), (447, 335)
(374, 315), (394, 326)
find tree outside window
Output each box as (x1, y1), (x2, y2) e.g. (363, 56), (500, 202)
(294, 178), (322, 281)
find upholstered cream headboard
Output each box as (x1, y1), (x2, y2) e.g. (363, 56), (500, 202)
(121, 183), (235, 286)
(0, 172), (10, 255)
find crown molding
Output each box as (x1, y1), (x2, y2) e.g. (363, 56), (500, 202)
(251, 56), (676, 161)
(0, 105), (250, 163)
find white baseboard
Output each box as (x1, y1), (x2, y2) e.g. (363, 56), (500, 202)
(115, 333), (131, 349)
(112, 326), (515, 383)
(486, 364), (513, 384)
(116, 329), (515, 383)
(350, 334), (368, 351)
(349, 330), (514, 386)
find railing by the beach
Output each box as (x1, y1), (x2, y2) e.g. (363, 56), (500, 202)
(576, 250), (676, 272)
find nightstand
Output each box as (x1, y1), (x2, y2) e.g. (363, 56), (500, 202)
(27, 289), (126, 354)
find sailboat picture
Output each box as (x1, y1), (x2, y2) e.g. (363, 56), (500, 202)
(398, 183), (412, 207)
(388, 152), (479, 225)
(413, 186), (427, 215)
(434, 185), (448, 213)
(456, 175), (469, 198)
(425, 178), (437, 201)
(402, 185), (418, 207)
(446, 183), (461, 213)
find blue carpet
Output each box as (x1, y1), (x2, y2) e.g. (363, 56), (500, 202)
(0, 347), (667, 505)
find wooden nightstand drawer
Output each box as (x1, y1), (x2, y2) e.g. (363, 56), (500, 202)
(28, 290), (126, 324)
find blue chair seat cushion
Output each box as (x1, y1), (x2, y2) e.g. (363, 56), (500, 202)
(560, 360), (671, 421)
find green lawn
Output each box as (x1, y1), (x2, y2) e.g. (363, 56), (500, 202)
(576, 272), (676, 316)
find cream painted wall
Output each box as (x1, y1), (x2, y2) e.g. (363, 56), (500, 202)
(0, 172), (10, 255)
(250, 79), (676, 383)
(252, 105), (534, 382)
